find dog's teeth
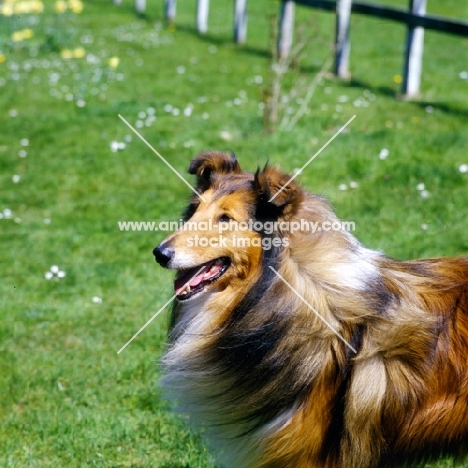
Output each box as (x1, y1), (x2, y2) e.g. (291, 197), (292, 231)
(186, 285), (191, 293)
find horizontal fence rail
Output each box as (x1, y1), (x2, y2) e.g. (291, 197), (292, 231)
(278, 0), (468, 98)
(115, 0), (467, 99)
(294, 0), (468, 36)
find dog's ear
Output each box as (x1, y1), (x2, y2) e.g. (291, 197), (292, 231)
(254, 165), (304, 219)
(189, 151), (242, 191)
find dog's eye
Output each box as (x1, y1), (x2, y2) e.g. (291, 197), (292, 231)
(218, 214), (233, 223)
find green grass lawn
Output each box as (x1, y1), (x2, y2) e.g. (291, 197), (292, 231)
(1, 0), (468, 466)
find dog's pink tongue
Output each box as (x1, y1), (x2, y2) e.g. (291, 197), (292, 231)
(174, 260), (218, 295)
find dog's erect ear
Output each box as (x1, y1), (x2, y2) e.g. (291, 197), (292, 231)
(189, 151), (242, 191)
(254, 165), (304, 219)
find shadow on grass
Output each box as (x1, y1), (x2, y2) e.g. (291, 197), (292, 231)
(158, 460), (221, 468)
(344, 77), (468, 118)
(169, 23), (468, 119)
(158, 464), (219, 468)
(137, 390), (160, 413)
(158, 464), (189, 468)
(171, 24), (271, 60)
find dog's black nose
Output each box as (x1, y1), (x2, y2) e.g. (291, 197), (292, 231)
(153, 244), (174, 267)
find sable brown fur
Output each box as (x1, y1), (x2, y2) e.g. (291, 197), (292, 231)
(154, 151), (468, 468)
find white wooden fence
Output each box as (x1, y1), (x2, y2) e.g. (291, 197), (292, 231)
(161, 0), (248, 43)
(280, 0), (468, 98)
(115, 0), (468, 98)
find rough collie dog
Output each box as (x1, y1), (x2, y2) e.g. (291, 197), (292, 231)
(153, 151), (468, 468)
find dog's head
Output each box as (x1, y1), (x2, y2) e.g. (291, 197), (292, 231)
(153, 151), (305, 302)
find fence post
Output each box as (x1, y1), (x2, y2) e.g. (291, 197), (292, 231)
(278, 0), (295, 59)
(197, 0), (209, 34)
(135, 0), (145, 15)
(335, 0), (352, 78)
(165, 0), (176, 23)
(402, 0), (426, 97)
(234, 0), (248, 44)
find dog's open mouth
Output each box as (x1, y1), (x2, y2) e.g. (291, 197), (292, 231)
(174, 257), (231, 300)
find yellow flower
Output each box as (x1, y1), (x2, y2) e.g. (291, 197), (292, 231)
(73, 47), (85, 58)
(31, 0), (44, 13)
(15, 0), (43, 14)
(393, 74), (403, 84)
(14, 1), (30, 14)
(12, 31), (23, 42)
(108, 57), (120, 69)
(60, 49), (73, 59)
(0, 4), (14, 16)
(0, 54), (6, 64)
(55, 0), (67, 13)
(68, 0), (83, 13)
(23, 29), (34, 39)
(60, 48), (85, 59)
(11, 29), (34, 42)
